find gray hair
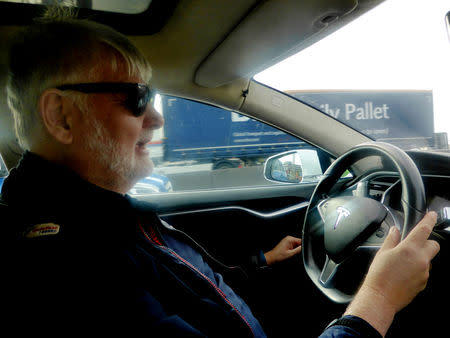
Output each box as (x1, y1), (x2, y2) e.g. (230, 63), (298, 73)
(6, 8), (152, 150)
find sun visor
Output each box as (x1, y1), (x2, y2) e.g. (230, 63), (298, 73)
(195, 0), (358, 88)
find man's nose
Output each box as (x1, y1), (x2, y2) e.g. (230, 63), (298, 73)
(143, 105), (164, 130)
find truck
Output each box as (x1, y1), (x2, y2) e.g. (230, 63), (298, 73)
(156, 95), (307, 169)
(149, 90), (442, 170)
(286, 90), (437, 150)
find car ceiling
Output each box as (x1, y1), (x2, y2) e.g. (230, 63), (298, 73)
(0, 0), (383, 169)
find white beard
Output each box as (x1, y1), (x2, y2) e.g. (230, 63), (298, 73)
(82, 115), (153, 190)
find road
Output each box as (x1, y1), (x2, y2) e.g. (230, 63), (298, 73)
(155, 164), (272, 191)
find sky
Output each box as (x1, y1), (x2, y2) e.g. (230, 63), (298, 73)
(255, 0), (450, 139)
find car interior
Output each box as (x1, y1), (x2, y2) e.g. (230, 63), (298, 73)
(1, 0), (449, 336)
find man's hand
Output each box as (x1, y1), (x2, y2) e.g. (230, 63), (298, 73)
(264, 236), (302, 266)
(345, 211), (440, 336)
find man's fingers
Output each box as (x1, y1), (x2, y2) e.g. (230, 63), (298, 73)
(423, 239), (440, 260)
(291, 237), (302, 247)
(291, 244), (302, 253)
(404, 211), (437, 244)
(380, 226), (401, 251)
(396, 211), (440, 261)
(286, 236), (301, 243)
(284, 236), (301, 248)
(287, 244), (302, 258)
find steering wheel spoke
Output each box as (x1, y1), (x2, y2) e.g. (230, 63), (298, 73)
(319, 255), (338, 287)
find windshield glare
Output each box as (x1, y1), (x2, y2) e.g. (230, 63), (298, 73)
(255, 0), (450, 153)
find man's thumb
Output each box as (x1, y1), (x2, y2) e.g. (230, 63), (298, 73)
(381, 226), (400, 250)
(290, 245), (302, 255)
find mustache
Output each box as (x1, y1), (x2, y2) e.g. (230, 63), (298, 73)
(137, 132), (153, 145)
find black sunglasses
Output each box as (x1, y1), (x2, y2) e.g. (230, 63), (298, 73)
(56, 82), (155, 117)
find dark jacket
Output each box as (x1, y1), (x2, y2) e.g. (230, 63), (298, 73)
(2, 152), (378, 337)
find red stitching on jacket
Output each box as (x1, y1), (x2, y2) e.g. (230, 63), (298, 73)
(138, 223), (255, 337)
(147, 225), (163, 246)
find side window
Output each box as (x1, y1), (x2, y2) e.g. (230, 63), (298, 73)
(129, 95), (330, 195)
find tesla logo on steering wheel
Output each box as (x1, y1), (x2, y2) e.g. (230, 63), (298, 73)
(333, 206), (350, 229)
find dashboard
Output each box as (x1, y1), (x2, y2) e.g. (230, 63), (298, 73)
(345, 150), (450, 234)
(361, 174), (450, 214)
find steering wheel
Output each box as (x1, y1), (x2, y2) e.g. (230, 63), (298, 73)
(302, 142), (426, 303)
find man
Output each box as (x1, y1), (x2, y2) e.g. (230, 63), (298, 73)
(3, 10), (439, 337)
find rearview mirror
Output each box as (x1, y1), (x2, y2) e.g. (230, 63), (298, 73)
(264, 149), (323, 184)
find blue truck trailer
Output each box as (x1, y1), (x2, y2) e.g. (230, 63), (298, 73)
(160, 95), (307, 169)
(287, 90), (435, 150)
(156, 90), (437, 169)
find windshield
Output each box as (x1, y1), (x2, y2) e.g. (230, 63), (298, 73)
(255, 0), (450, 152)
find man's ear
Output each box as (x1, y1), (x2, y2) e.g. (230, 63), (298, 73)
(39, 89), (73, 145)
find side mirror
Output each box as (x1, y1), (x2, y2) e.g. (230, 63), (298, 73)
(264, 149), (323, 184)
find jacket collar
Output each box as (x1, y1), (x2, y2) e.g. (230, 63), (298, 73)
(2, 152), (138, 240)
(3, 151), (126, 206)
